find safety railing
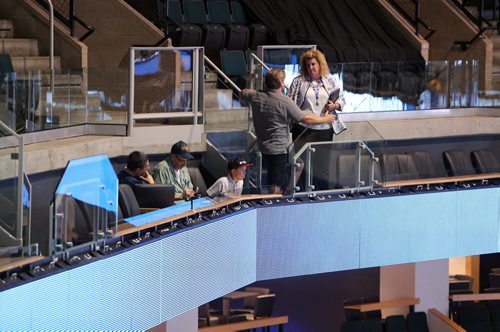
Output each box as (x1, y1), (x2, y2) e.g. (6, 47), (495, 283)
(0, 120), (35, 270)
(127, 47), (204, 135)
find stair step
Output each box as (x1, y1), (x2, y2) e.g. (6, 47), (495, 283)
(0, 20), (14, 38)
(11, 56), (61, 73)
(0, 39), (38, 56)
(204, 88), (234, 109)
(17, 73), (83, 88)
(204, 107), (250, 132)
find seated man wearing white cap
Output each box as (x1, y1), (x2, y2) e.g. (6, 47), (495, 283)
(152, 140), (196, 201)
(206, 157), (252, 198)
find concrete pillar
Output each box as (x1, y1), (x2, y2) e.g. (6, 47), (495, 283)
(380, 259), (448, 317)
(148, 308), (198, 332)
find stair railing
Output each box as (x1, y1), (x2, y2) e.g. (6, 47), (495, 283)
(387, 0), (436, 40)
(449, 0), (497, 50)
(36, 0), (95, 42)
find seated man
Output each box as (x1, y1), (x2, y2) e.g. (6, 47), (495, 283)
(152, 140), (195, 201)
(117, 151), (154, 185)
(206, 157), (252, 198)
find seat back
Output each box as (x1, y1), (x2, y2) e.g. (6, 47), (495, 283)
(406, 311), (429, 332)
(187, 160), (208, 195)
(0, 54), (14, 73)
(471, 149), (500, 174)
(183, 0), (209, 25)
(253, 294), (275, 318)
(207, 0), (232, 25)
(341, 320), (363, 332)
(490, 306), (500, 331)
(459, 306), (492, 332)
(385, 315), (407, 332)
(407, 151), (436, 179)
(363, 317), (383, 332)
(243, 287), (270, 309)
(336, 154), (381, 188)
(118, 184), (141, 218)
(220, 50), (248, 89)
(443, 150), (475, 176)
(381, 153), (418, 181)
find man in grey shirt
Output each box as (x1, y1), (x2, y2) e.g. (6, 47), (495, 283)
(240, 68), (336, 194)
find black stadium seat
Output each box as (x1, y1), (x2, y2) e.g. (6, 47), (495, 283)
(442, 149), (476, 177)
(470, 149), (500, 174)
(183, 0), (226, 57)
(157, 0), (202, 46)
(206, 0), (249, 50)
(230, 0), (268, 49)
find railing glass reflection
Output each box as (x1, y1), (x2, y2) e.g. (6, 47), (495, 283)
(50, 154), (118, 255)
(0, 120), (32, 269)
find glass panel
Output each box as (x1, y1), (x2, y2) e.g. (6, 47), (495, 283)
(0, 121), (31, 268)
(291, 122), (385, 194)
(132, 47), (202, 127)
(257, 45), (316, 90)
(86, 67), (128, 125)
(51, 155), (118, 255)
(450, 60), (479, 108)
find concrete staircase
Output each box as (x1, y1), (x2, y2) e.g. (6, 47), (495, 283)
(0, 18), (110, 132)
(203, 70), (251, 133)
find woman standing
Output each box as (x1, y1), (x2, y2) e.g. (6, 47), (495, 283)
(287, 49), (345, 190)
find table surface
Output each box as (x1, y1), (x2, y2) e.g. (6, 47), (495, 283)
(222, 291), (259, 300)
(198, 315), (288, 332)
(344, 297), (420, 312)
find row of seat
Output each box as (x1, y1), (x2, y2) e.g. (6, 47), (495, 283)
(336, 148), (500, 188)
(158, 0), (268, 56)
(341, 312), (429, 332)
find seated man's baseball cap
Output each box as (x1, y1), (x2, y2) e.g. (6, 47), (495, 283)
(171, 140), (194, 160)
(228, 157), (253, 171)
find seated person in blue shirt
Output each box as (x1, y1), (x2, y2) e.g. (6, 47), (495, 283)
(206, 157), (252, 198)
(117, 151), (154, 185)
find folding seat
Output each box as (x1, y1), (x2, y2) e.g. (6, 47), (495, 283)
(157, 0), (202, 46)
(230, 0), (268, 49)
(183, 0), (226, 57)
(470, 149), (500, 174)
(336, 154), (381, 188)
(206, 0), (249, 50)
(220, 50), (248, 89)
(385, 315), (407, 332)
(442, 149), (476, 176)
(407, 151), (437, 179)
(363, 317), (383, 332)
(341, 320), (363, 332)
(459, 306), (492, 332)
(380, 153), (418, 182)
(406, 311), (429, 332)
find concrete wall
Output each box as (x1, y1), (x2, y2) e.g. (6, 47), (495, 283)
(2, 0), (87, 69)
(74, 0), (162, 69)
(419, 0), (493, 89)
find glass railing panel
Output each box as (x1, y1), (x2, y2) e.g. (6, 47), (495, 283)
(0, 120), (32, 268)
(290, 121), (385, 194)
(130, 47), (203, 128)
(86, 67), (128, 125)
(51, 154), (118, 255)
(449, 59), (479, 108)
(420, 60), (450, 109)
(256, 45), (316, 90)
(203, 64), (251, 133)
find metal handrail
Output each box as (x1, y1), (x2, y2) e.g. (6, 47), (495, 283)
(291, 140), (379, 196)
(36, 0), (95, 42)
(0, 120), (24, 243)
(387, 0), (436, 40)
(203, 56), (242, 93)
(46, 0), (54, 96)
(449, 0), (497, 50)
